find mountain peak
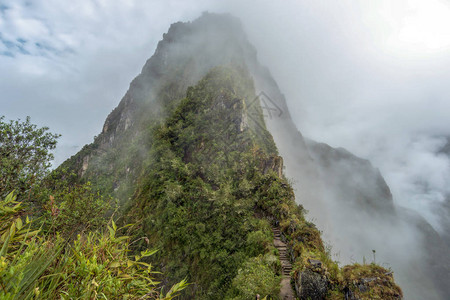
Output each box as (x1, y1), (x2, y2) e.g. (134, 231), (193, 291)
(57, 13), (409, 299)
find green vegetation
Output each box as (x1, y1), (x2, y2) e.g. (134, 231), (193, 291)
(0, 116), (186, 299)
(1, 64), (402, 299)
(38, 179), (114, 236)
(123, 66), (282, 299)
(0, 116), (60, 200)
(341, 263), (403, 299)
(121, 65), (402, 299)
(227, 255), (280, 299)
(0, 192), (187, 299)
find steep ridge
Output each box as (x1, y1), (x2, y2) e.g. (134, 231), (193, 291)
(119, 65), (401, 299)
(58, 13), (410, 299)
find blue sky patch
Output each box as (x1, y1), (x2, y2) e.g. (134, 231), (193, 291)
(0, 4), (9, 13)
(1, 51), (14, 57)
(0, 34), (30, 55)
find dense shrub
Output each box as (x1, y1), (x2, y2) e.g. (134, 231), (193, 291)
(0, 192), (187, 299)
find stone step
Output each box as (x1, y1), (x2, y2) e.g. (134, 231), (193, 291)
(273, 227), (296, 300)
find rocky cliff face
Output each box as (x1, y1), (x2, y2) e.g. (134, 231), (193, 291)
(59, 12), (448, 299)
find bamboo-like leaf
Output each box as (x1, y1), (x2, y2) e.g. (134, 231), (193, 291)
(0, 231), (11, 257)
(15, 218), (22, 231)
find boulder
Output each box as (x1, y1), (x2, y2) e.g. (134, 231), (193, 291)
(295, 269), (328, 300)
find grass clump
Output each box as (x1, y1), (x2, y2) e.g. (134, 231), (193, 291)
(0, 192), (187, 299)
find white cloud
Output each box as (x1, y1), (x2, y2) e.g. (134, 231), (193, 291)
(0, 0), (220, 164)
(1, 0), (450, 241)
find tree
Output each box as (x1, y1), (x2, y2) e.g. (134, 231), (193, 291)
(0, 116), (60, 199)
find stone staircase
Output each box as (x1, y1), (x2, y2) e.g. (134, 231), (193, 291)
(273, 227), (296, 300)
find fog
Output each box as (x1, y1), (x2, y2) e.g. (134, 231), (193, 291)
(2, 1), (450, 299)
(227, 3), (450, 298)
(219, 0), (450, 234)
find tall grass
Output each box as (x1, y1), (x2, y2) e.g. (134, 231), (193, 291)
(0, 192), (187, 299)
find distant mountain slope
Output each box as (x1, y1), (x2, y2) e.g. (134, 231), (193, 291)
(437, 137), (450, 248)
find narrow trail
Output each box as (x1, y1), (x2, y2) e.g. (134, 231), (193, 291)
(273, 227), (296, 300)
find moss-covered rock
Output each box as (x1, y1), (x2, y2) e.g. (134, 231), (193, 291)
(341, 264), (402, 300)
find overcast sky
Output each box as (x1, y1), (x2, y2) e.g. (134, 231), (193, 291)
(2, 0), (450, 232)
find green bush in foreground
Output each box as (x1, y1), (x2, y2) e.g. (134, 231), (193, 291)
(0, 192), (187, 299)
(226, 255), (280, 300)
